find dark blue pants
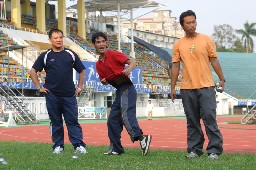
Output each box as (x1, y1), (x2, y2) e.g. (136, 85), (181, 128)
(108, 83), (143, 153)
(181, 87), (223, 156)
(46, 92), (86, 150)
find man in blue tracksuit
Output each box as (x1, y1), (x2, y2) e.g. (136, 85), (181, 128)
(30, 29), (87, 154)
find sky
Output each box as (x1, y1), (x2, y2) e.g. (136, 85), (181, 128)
(140, 0), (256, 50)
(134, 0), (256, 39)
(64, 0), (256, 50)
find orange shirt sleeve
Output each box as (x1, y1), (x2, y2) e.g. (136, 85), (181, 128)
(172, 40), (181, 63)
(207, 36), (218, 58)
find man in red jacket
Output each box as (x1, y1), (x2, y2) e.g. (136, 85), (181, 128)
(92, 32), (152, 156)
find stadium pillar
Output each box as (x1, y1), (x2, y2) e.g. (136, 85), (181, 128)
(0, 0), (6, 20)
(77, 0), (85, 39)
(130, 8), (135, 58)
(58, 0), (66, 36)
(117, 2), (121, 52)
(11, 0), (21, 28)
(36, 0), (45, 32)
(86, 8), (90, 33)
(5, 0), (7, 11)
(22, 0), (30, 15)
(99, 9), (103, 32)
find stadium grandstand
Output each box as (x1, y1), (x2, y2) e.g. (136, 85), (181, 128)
(0, 0), (255, 126)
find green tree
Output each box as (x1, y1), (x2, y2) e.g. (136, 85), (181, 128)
(231, 38), (246, 53)
(236, 22), (256, 53)
(212, 24), (240, 52)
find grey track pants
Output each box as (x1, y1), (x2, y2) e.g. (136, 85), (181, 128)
(181, 87), (223, 155)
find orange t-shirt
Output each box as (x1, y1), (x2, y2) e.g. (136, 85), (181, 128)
(172, 33), (217, 89)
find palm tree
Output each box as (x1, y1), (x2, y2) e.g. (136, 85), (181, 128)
(236, 22), (256, 53)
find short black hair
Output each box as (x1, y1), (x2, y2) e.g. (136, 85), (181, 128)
(179, 10), (196, 27)
(49, 29), (63, 39)
(92, 32), (107, 44)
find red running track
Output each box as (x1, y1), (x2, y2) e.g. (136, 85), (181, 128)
(0, 117), (255, 154)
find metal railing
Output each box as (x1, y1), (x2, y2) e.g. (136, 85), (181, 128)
(128, 43), (169, 74)
(241, 89), (256, 124)
(77, 81), (96, 107)
(0, 78), (38, 124)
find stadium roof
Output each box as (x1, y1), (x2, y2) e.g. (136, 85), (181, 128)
(129, 36), (172, 64)
(213, 52), (256, 99)
(67, 0), (165, 52)
(68, 0), (163, 12)
(160, 50), (256, 99)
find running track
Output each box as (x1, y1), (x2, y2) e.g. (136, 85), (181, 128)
(0, 116), (255, 154)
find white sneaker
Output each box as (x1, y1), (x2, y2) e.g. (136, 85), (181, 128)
(103, 150), (124, 155)
(185, 152), (199, 158)
(53, 146), (63, 154)
(208, 153), (219, 159)
(75, 146), (88, 154)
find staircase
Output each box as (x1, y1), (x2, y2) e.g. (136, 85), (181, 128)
(241, 90), (256, 124)
(77, 81), (96, 107)
(77, 88), (89, 107)
(0, 79), (39, 124)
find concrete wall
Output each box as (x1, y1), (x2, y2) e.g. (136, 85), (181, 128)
(1, 91), (237, 121)
(216, 91), (238, 115)
(137, 99), (184, 117)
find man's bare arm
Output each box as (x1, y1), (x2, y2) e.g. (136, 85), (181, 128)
(75, 69), (85, 95)
(210, 57), (225, 92)
(123, 59), (136, 76)
(30, 68), (50, 93)
(30, 68), (41, 89)
(170, 62), (180, 102)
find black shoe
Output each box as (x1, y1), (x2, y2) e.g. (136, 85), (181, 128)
(139, 135), (152, 156)
(103, 150), (123, 155)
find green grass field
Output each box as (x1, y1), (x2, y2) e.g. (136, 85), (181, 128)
(0, 141), (255, 169)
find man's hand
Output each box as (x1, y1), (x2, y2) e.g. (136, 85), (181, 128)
(122, 68), (131, 76)
(217, 80), (225, 93)
(74, 87), (82, 96)
(101, 78), (109, 85)
(123, 59), (135, 76)
(170, 89), (176, 103)
(40, 87), (50, 94)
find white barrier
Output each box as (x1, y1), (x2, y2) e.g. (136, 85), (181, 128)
(78, 107), (107, 119)
(136, 99), (185, 117)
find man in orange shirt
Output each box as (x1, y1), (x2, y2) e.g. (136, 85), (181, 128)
(171, 10), (225, 159)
